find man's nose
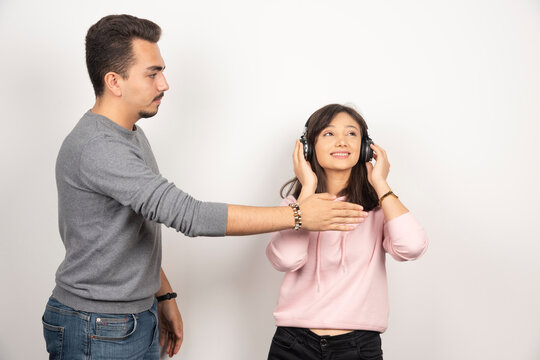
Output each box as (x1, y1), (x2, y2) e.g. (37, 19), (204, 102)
(158, 74), (169, 92)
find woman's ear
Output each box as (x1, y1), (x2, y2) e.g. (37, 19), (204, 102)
(103, 72), (122, 97)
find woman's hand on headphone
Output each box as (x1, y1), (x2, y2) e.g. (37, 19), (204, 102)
(293, 140), (317, 200)
(366, 143), (390, 191)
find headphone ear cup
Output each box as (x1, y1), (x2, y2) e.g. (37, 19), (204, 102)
(361, 136), (374, 162)
(306, 143), (313, 162)
(300, 135), (312, 161)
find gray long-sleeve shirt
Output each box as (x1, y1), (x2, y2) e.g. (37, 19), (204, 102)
(52, 111), (228, 313)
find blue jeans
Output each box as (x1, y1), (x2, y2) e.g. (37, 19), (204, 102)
(42, 296), (159, 360)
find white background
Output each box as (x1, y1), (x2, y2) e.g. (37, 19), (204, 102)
(0, 1), (539, 359)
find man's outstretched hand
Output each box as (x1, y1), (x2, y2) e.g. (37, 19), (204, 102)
(299, 193), (368, 231)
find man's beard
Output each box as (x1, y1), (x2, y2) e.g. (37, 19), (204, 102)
(138, 109), (158, 118)
(139, 93), (164, 118)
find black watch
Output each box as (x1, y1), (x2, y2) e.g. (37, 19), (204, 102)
(156, 292), (177, 302)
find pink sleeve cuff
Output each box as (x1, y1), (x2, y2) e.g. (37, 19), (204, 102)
(383, 212), (429, 261)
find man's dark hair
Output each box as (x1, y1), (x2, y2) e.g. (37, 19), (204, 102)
(85, 14), (161, 97)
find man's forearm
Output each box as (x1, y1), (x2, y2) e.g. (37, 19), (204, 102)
(226, 205), (294, 235)
(225, 194), (366, 235)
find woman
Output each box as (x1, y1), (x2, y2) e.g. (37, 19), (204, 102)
(266, 104), (428, 360)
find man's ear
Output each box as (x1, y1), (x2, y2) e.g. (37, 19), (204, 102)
(103, 72), (123, 97)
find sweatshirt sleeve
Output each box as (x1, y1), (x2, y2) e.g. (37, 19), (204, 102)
(266, 196), (310, 272)
(382, 212), (429, 261)
(78, 136), (227, 237)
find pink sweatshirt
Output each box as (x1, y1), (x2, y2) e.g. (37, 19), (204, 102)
(266, 196), (428, 333)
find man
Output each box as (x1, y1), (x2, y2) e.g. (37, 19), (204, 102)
(42, 14), (366, 359)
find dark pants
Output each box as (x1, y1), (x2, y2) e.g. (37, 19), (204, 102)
(268, 326), (383, 360)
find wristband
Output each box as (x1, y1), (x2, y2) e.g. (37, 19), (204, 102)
(288, 203), (302, 231)
(156, 292), (177, 302)
(379, 190), (398, 206)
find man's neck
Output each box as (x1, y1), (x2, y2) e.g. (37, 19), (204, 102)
(91, 98), (138, 131)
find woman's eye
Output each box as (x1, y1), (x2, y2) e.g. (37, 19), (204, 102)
(322, 132), (333, 136)
(347, 131), (357, 136)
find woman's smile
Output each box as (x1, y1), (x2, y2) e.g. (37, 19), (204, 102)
(330, 151), (351, 159)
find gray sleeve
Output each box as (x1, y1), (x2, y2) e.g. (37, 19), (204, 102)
(78, 136), (228, 237)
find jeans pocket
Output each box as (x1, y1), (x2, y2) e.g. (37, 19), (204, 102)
(271, 327), (298, 350)
(357, 332), (383, 360)
(42, 316), (64, 360)
(147, 301), (158, 348)
(93, 314), (137, 341)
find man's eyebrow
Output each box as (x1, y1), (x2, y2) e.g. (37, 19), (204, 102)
(146, 65), (165, 71)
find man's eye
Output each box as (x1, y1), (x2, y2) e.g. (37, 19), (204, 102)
(149, 73), (157, 79)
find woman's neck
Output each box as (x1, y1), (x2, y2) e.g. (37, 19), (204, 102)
(324, 169), (351, 196)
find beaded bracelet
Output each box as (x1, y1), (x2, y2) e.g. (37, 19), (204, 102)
(288, 203), (302, 231)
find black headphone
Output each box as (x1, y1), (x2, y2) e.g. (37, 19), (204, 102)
(299, 119), (374, 163)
